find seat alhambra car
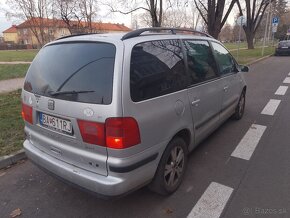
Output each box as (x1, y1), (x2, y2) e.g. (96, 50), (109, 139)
(22, 28), (248, 197)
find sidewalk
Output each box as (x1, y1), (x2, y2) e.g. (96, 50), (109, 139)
(0, 78), (24, 93)
(0, 61), (31, 64)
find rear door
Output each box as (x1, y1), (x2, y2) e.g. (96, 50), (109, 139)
(22, 41), (120, 176)
(210, 42), (242, 120)
(183, 40), (223, 145)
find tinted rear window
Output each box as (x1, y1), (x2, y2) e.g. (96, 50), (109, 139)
(24, 42), (116, 104)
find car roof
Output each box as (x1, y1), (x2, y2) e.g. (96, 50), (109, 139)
(49, 32), (219, 46)
(50, 28), (218, 44)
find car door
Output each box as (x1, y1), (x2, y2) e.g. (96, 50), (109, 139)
(210, 42), (242, 120)
(183, 40), (223, 146)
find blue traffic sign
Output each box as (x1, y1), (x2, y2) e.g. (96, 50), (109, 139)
(272, 17), (279, 24)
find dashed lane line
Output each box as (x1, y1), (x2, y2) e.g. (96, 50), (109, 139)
(261, 99), (281, 115)
(275, 86), (288, 95)
(231, 124), (267, 161)
(283, 77), (290, 84)
(187, 182), (233, 218)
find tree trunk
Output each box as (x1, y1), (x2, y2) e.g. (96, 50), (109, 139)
(245, 30), (255, 49)
(152, 17), (161, 27)
(208, 24), (221, 39)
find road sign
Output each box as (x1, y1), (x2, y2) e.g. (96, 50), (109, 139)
(272, 25), (277, 33)
(236, 16), (246, 26)
(272, 17), (279, 25)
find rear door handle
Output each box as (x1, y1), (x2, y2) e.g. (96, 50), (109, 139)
(223, 86), (229, 92)
(191, 99), (200, 105)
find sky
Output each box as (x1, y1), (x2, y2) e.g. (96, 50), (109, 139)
(0, 0), (240, 36)
(0, 0), (133, 36)
(0, 0), (12, 35)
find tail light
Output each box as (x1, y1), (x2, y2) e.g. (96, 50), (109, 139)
(106, 117), (141, 149)
(77, 117), (141, 149)
(77, 120), (105, 146)
(21, 103), (33, 124)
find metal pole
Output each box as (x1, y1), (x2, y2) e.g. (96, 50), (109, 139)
(272, 2), (276, 47)
(262, 4), (270, 56)
(266, 0), (273, 45)
(268, 1), (273, 43)
(237, 17), (243, 61)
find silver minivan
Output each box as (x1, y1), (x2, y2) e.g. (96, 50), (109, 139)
(22, 28), (248, 197)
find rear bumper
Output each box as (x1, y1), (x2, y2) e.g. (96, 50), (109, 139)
(24, 140), (159, 197)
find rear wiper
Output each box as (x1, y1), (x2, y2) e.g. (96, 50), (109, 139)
(49, 90), (95, 96)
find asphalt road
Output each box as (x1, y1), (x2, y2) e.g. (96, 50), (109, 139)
(1, 56), (290, 218)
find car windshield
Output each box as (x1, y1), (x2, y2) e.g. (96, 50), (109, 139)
(24, 42), (116, 104)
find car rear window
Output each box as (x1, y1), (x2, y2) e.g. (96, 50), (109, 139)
(24, 42), (116, 104)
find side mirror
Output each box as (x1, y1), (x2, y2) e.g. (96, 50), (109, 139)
(240, 65), (249, 72)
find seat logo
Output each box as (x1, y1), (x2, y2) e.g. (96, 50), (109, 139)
(48, 100), (55, 110)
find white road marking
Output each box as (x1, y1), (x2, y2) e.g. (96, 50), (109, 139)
(187, 182), (233, 218)
(283, 77), (290, 84)
(275, 86), (288, 95)
(231, 124), (266, 160)
(261, 99), (281, 115)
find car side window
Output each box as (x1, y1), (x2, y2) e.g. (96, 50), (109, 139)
(130, 40), (189, 102)
(211, 42), (235, 75)
(183, 40), (218, 85)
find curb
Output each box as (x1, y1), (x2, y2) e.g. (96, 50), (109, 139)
(0, 149), (26, 170)
(0, 62), (32, 64)
(247, 54), (272, 66)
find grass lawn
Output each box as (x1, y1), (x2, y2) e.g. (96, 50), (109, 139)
(224, 41), (272, 51)
(0, 90), (24, 156)
(224, 42), (248, 50)
(0, 50), (38, 62)
(231, 46), (275, 65)
(0, 64), (30, 80)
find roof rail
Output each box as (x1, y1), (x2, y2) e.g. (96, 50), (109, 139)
(121, 27), (213, 40)
(56, 33), (97, 40)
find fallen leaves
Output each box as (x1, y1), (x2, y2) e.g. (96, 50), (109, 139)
(10, 208), (21, 217)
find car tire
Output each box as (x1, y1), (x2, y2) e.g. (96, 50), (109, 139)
(149, 137), (188, 195)
(233, 90), (246, 120)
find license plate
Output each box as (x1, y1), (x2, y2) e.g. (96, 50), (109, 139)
(39, 112), (72, 135)
(282, 46), (288, 49)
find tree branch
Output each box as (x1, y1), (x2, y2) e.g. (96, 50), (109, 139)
(221, 0), (236, 27)
(194, 0), (208, 25)
(104, 3), (150, 14)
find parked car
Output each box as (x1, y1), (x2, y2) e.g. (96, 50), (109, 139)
(275, 40), (290, 56)
(21, 28), (248, 197)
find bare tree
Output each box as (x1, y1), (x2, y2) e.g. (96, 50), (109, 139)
(55, 0), (99, 34)
(162, 0), (201, 28)
(105, 0), (163, 27)
(219, 23), (233, 42)
(6, 0), (56, 47)
(194, 0), (239, 38)
(236, 0), (270, 49)
(55, 0), (79, 34)
(79, 0), (99, 33)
